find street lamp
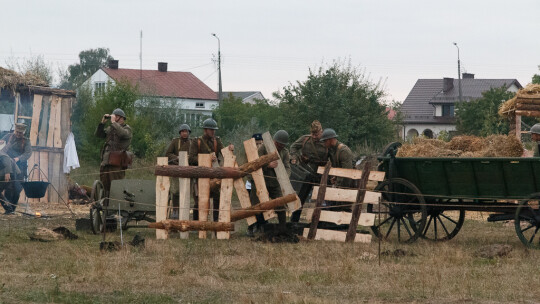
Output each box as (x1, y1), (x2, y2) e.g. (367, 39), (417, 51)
(212, 33), (222, 103)
(453, 42), (462, 103)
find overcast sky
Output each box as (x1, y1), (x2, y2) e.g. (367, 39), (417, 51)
(1, 0), (539, 102)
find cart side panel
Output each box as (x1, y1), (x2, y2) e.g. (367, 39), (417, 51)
(472, 161), (506, 198)
(108, 179), (156, 212)
(444, 160), (478, 198)
(503, 161), (536, 198)
(397, 160), (450, 197)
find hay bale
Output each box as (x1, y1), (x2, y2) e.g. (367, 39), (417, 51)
(448, 136), (486, 152)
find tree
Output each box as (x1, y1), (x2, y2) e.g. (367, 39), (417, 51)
(533, 65), (540, 84)
(273, 60), (396, 148)
(59, 48), (113, 90)
(455, 86), (515, 136)
(5, 55), (54, 85)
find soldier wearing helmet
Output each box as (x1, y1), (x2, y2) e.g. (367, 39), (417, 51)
(247, 130), (291, 235)
(530, 124), (540, 157)
(95, 108), (133, 197)
(188, 118), (234, 221)
(320, 128), (354, 188)
(165, 124), (192, 218)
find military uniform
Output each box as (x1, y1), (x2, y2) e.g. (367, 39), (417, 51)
(165, 136), (191, 218)
(0, 151), (22, 214)
(188, 134), (224, 221)
(328, 141), (354, 188)
(95, 121), (133, 197)
(289, 134), (328, 222)
(1, 131), (32, 178)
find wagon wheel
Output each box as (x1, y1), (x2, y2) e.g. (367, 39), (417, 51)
(422, 199), (465, 241)
(367, 178), (427, 243)
(90, 203), (103, 235)
(515, 193), (540, 249)
(90, 180), (104, 203)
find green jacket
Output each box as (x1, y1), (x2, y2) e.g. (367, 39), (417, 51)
(258, 144), (291, 192)
(289, 134), (328, 173)
(328, 141), (354, 187)
(95, 122), (133, 166)
(165, 137), (191, 165)
(188, 134), (224, 166)
(1, 133), (32, 162)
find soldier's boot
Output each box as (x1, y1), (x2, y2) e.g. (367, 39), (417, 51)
(277, 210), (287, 234)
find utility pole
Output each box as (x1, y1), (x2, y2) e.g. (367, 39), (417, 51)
(140, 30), (143, 81)
(453, 42), (462, 103)
(212, 33), (222, 103)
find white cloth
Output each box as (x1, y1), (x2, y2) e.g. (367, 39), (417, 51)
(63, 132), (80, 173)
(245, 180), (252, 190)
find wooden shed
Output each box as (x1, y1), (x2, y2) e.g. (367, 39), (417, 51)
(1, 83), (76, 204)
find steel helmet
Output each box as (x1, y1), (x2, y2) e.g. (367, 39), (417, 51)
(112, 108), (126, 118)
(320, 128), (338, 141)
(531, 124), (540, 135)
(273, 130), (289, 145)
(179, 124), (191, 133)
(202, 118), (218, 130)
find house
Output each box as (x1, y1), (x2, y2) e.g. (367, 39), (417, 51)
(401, 73), (522, 139)
(84, 60), (218, 126)
(222, 91), (265, 104)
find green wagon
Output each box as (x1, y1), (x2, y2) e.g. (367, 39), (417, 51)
(371, 142), (540, 248)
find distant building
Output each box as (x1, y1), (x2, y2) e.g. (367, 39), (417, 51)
(222, 91), (265, 104)
(401, 73), (522, 139)
(84, 60), (218, 126)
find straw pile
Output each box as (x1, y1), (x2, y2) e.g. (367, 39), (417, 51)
(0, 66), (48, 94)
(397, 135), (523, 157)
(499, 84), (540, 118)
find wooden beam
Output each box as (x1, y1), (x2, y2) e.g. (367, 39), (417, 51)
(516, 110), (540, 118)
(312, 186), (381, 204)
(307, 161), (331, 240)
(217, 148), (235, 239)
(262, 131), (301, 211)
(303, 228), (371, 243)
(155, 157), (170, 240)
(53, 99), (62, 148)
(317, 166), (385, 181)
(346, 162), (371, 242)
(230, 193), (297, 222)
(178, 151), (190, 239)
(149, 220), (234, 232)
(232, 162), (256, 226)
(37, 96), (50, 147)
(46, 96), (58, 147)
(304, 210), (375, 226)
(29, 94), (43, 146)
(22, 85), (76, 97)
(515, 103), (540, 111)
(244, 137), (274, 220)
(198, 154), (212, 239)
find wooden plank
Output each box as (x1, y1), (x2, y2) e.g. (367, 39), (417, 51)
(233, 163), (256, 226)
(217, 148), (235, 239)
(27, 150), (40, 203)
(317, 166), (385, 182)
(359, 213), (376, 226)
(312, 187), (380, 204)
(346, 162), (370, 242)
(29, 94), (43, 146)
(48, 152), (60, 203)
(53, 98), (62, 148)
(303, 228), (371, 243)
(37, 96), (50, 147)
(60, 98), (71, 145)
(307, 209), (374, 226)
(198, 154), (212, 239)
(39, 151), (49, 203)
(14, 93), (20, 122)
(307, 161), (331, 240)
(243, 137), (274, 220)
(155, 157), (170, 240)
(178, 151), (190, 239)
(262, 131), (301, 211)
(46, 96), (58, 147)
(58, 152), (68, 205)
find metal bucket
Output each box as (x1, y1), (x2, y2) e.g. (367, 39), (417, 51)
(21, 181), (50, 199)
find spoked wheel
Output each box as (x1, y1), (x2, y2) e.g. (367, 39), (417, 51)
(367, 178), (427, 243)
(422, 200), (465, 241)
(90, 203), (103, 235)
(515, 193), (540, 249)
(90, 180), (104, 203)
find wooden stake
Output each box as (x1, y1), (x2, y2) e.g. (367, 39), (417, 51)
(346, 162), (371, 242)
(307, 161), (331, 240)
(178, 151), (190, 239)
(198, 154), (212, 239)
(230, 193), (297, 222)
(30, 94), (43, 146)
(232, 162), (256, 225)
(244, 138), (274, 220)
(217, 148), (235, 239)
(155, 157), (170, 240)
(150, 220), (234, 232)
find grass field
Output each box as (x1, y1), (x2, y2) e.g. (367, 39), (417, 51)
(1, 201), (540, 304)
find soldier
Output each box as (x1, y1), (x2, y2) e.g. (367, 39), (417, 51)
(248, 130), (291, 235)
(246, 133), (263, 195)
(95, 108), (133, 198)
(165, 124), (192, 219)
(320, 128), (354, 188)
(188, 118), (233, 221)
(1, 123), (32, 179)
(289, 120), (328, 223)
(530, 124), (540, 157)
(0, 151), (22, 214)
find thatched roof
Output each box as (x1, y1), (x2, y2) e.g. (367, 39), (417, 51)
(0, 67), (48, 94)
(499, 84), (540, 118)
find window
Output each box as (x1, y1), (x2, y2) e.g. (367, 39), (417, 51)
(196, 102), (204, 108)
(94, 82), (106, 95)
(442, 104), (454, 117)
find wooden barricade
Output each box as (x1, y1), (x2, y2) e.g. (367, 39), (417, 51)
(303, 162), (385, 243)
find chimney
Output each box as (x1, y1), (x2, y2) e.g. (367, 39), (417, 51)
(462, 73), (474, 79)
(158, 62), (168, 72)
(108, 60), (119, 69)
(443, 77), (454, 92)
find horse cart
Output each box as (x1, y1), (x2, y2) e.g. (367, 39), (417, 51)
(371, 142), (540, 249)
(89, 179), (156, 234)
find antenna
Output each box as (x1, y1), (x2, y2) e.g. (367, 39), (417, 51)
(140, 30), (143, 80)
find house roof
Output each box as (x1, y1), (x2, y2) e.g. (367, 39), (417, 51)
(102, 67), (217, 100)
(222, 91), (264, 100)
(402, 78), (521, 123)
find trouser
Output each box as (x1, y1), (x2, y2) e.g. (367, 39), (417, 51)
(0, 174), (22, 213)
(249, 183), (287, 232)
(192, 180), (220, 222)
(290, 173), (321, 223)
(100, 165), (125, 205)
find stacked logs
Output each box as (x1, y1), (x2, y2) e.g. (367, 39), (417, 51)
(500, 84), (540, 118)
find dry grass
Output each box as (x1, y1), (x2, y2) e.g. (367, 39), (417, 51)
(1, 203), (540, 304)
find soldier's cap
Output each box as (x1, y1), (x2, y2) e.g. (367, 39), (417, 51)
(14, 123), (27, 132)
(310, 120), (322, 133)
(531, 123), (540, 135)
(252, 133), (263, 141)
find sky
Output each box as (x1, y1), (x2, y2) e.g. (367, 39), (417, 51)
(1, 0), (539, 103)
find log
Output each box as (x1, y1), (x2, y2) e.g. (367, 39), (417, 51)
(346, 162), (371, 242)
(307, 161), (332, 240)
(178, 151), (190, 239)
(217, 147), (235, 239)
(230, 193), (297, 222)
(154, 152), (279, 178)
(515, 110), (540, 118)
(149, 220), (234, 232)
(515, 103), (540, 111)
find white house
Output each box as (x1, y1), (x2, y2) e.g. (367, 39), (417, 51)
(84, 60), (218, 126)
(222, 91), (265, 104)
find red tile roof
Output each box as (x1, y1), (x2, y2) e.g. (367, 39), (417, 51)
(102, 68), (217, 100)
